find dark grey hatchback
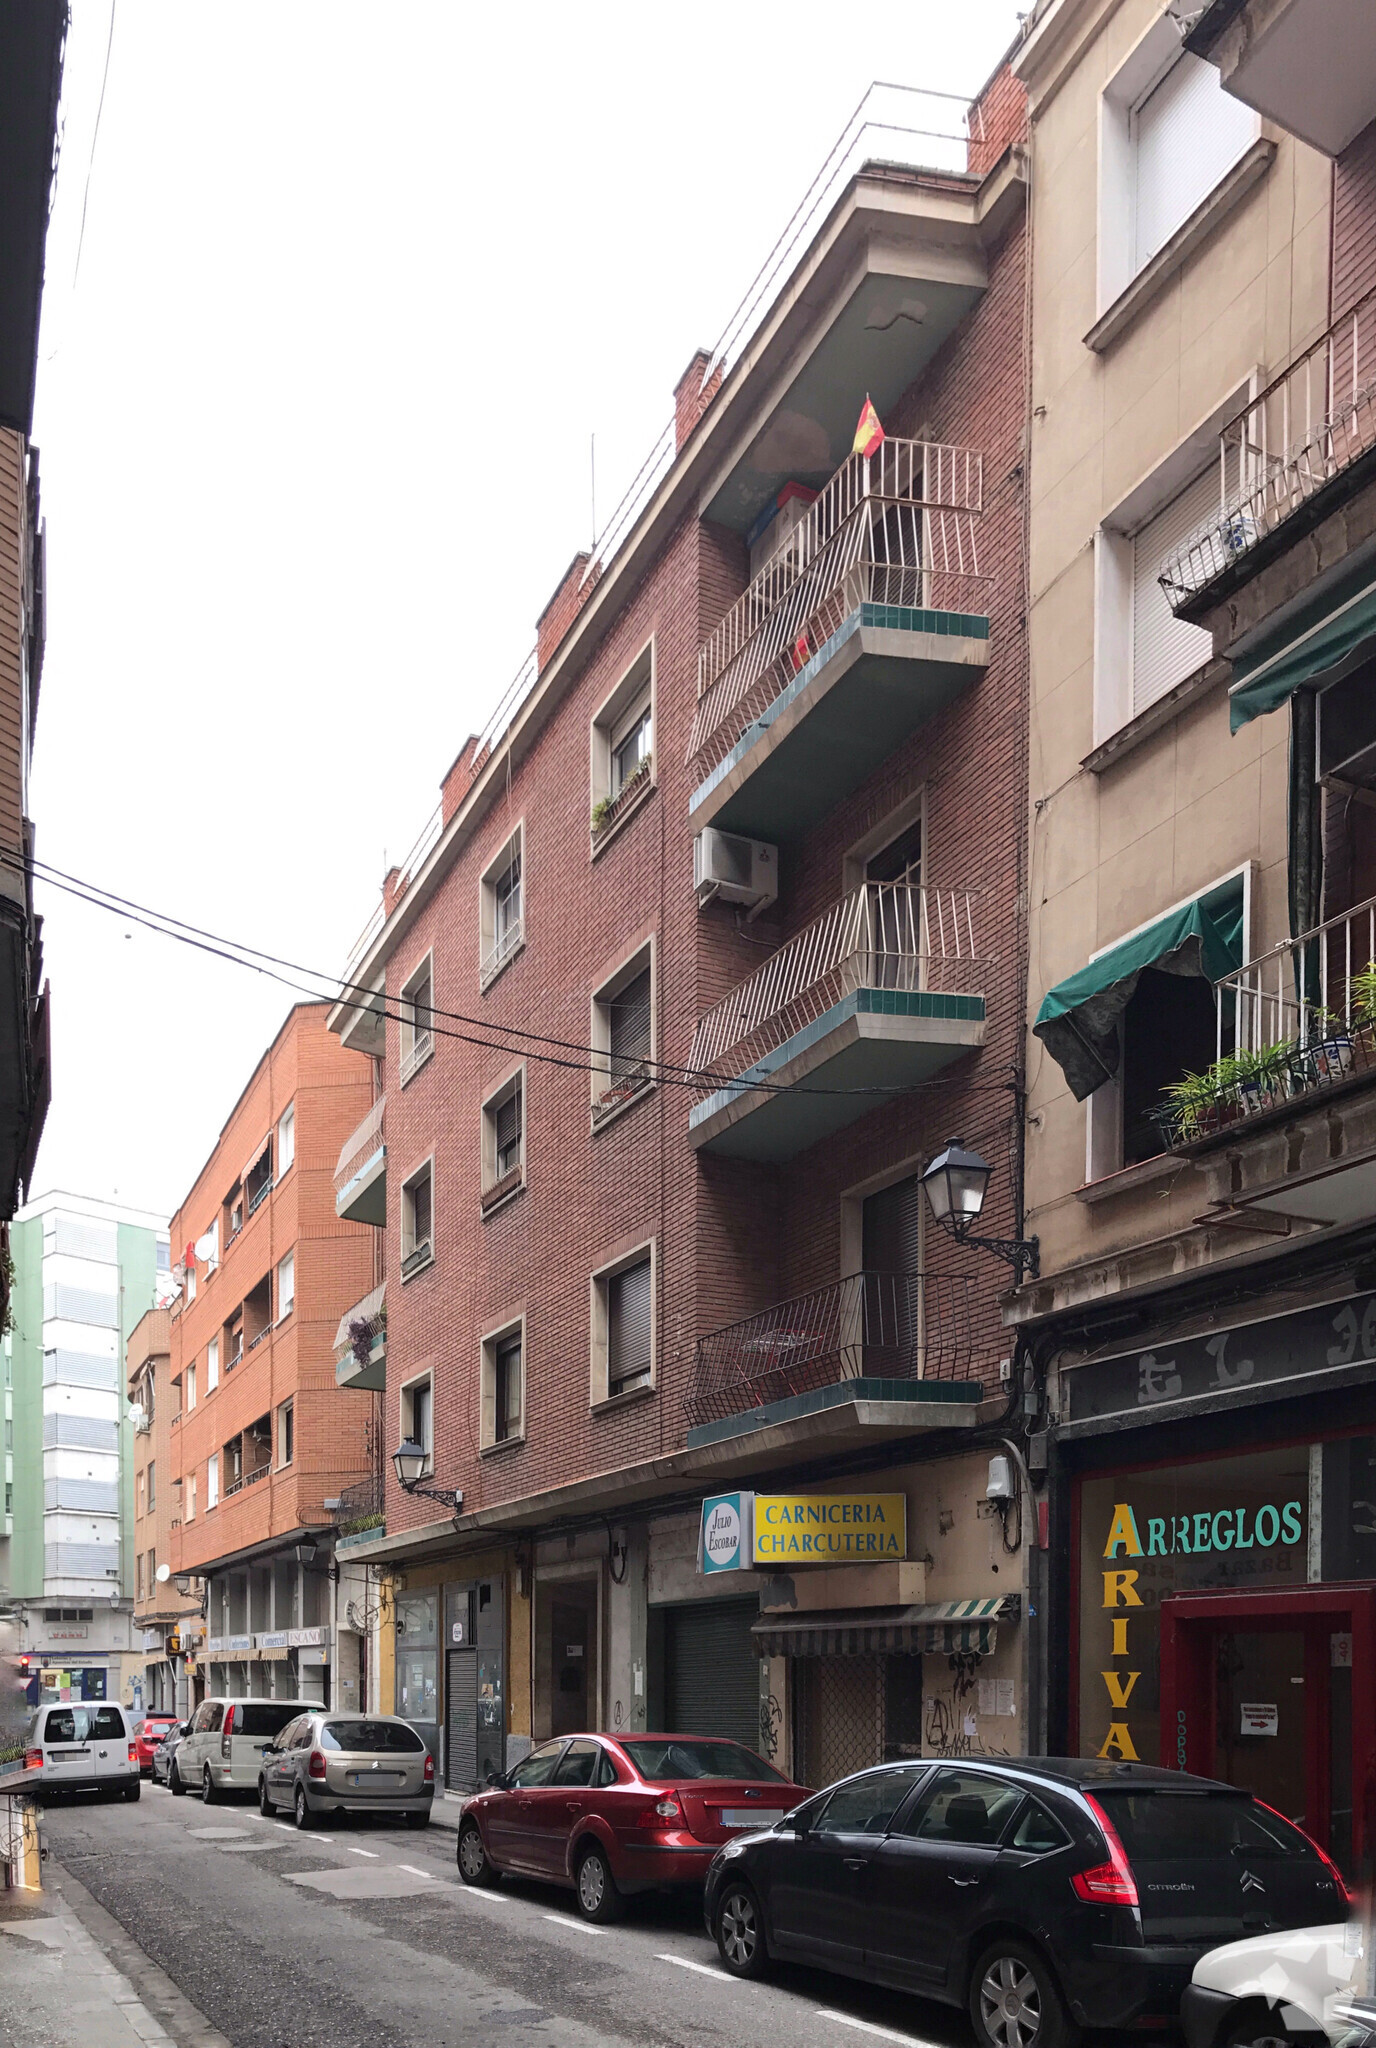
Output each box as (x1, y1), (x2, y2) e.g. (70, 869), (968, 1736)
(703, 1759), (1350, 2048)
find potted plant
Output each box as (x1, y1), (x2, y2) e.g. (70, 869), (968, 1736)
(1349, 960), (1376, 1066)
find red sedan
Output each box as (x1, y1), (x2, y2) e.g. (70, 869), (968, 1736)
(133, 1713), (180, 1774)
(456, 1732), (809, 1921)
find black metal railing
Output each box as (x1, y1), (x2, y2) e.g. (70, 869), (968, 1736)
(687, 1270), (980, 1430)
(331, 1470), (385, 1536)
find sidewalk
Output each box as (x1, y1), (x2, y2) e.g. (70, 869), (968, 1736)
(429, 1790), (467, 1835)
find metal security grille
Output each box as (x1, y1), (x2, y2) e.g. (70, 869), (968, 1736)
(608, 1259), (652, 1395)
(796, 1656), (884, 1789)
(665, 1600), (760, 1747)
(446, 1648), (477, 1790)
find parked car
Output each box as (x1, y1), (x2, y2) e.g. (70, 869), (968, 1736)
(174, 1696), (323, 1803)
(702, 1759), (1351, 2048)
(150, 1719), (191, 1788)
(1183, 1923), (1363, 2048)
(132, 1712), (179, 1775)
(456, 1733), (809, 1922)
(257, 1713), (434, 1830)
(25, 1701), (140, 1801)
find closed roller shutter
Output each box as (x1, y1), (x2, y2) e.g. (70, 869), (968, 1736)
(446, 1647), (477, 1790)
(1131, 466), (1217, 717)
(1134, 54), (1256, 270)
(664, 1599), (760, 1748)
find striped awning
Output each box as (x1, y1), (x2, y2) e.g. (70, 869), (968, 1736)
(751, 1595), (1019, 1659)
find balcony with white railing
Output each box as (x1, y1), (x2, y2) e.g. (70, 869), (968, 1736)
(334, 1099), (385, 1226)
(334, 1282), (386, 1392)
(689, 441), (990, 842)
(1160, 286), (1376, 619)
(688, 881), (985, 1159)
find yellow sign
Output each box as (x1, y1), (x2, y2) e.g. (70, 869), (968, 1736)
(752, 1493), (907, 1563)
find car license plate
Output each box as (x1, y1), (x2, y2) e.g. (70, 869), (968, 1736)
(719, 1809), (768, 1827)
(348, 1771), (404, 1787)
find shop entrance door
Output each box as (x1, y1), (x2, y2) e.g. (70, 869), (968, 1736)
(1161, 1583), (1376, 1877)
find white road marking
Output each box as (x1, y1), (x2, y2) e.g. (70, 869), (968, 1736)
(347, 1847), (379, 1858)
(396, 1863), (433, 1879)
(542, 1913), (604, 1936)
(815, 2012), (943, 2047)
(655, 1953), (736, 1983)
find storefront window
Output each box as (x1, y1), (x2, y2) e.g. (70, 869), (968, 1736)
(395, 1591), (438, 1724)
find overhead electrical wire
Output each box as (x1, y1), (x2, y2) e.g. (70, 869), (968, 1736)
(1, 845), (1014, 1105)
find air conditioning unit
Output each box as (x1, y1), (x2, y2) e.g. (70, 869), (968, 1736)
(694, 829), (778, 915)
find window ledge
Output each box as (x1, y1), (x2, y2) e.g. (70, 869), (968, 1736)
(590, 774), (656, 859)
(480, 933), (525, 994)
(399, 1037), (435, 1088)
(590, 1381), (656, 1417)
(400, 1247), (435, 1284)
(479, 1433), (526, 1460)
(276, 1307), (294, 1329)
(1083, 658), (1230, 774)
(590, 1076), (656, 1133)
(480, 1168), (525, 1218)
(1076, 1150), (1193, 1205)
(1084, 138), (1276, 355)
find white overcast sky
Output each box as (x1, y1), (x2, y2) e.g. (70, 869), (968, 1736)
(29, 0), (1025, 1220)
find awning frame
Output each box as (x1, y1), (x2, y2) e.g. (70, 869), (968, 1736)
(751, 1594), (1019, 1658)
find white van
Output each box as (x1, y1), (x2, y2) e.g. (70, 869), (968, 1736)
(26, 1701), (140, 1800)
(175, 1697), (324, 1802)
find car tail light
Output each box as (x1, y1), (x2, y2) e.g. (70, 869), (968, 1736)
(1255, 1799), (1356, 1904)
(423, 1753), (434, 1783)
(308, 1749), (327, 1781)
(638, 1793), (684, 1827)
(128, 1741), (138, 1765)
(25, 1747), (42, 1772)
(1072, 1795), (1139, 1906)
(220, 1705), (235, 1760)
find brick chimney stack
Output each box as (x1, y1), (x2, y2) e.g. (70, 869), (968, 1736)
(675, 348), (722, 451)
(537, 550), (601, 672)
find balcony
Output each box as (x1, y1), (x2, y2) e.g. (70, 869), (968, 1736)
(335, 1099), (385, 1225)
(687, 1271), (987, 1450)
(334, 1283), (386, 1392)
(689, 441), (989, 842)
(1186, 0), (1376, 157)
(689, 882), (985, 1159)
(1161, 286), (1376, 622)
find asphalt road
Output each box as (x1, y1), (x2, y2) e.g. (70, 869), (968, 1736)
(42, 1782), (979, 2048)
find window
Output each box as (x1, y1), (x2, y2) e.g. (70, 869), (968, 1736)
(401, 1160), (434, 1277)
(148, 1547), (156, 1588)
(553, 1738), (601, 1787)
(1128, 469), (1216, 720)
(246, 1141), (273, 1215)
(1010, 1799), (1069, 1853)
(481, 1323), (524, 1449)
(591, 642), (654, 844)
(207, 1455), (219, 1509)
(137, 1552), (146, 1600)
(591, 946), (653, 1125)
(137, 1469), (145, 1513)
(399, 954), (434, 1084)
(592, 1245), (654, 1404)
(187, 1361), (197, 1410)
(481, 1070), (524, 1205)
(147, 1460), (156, 1512)
(187, 1472), (196, 1521)
(400, 1375), (432, 1470)
(906, 1769), (1026, 1844)
(508, 1739), (566, 1788)
(278, 1398), (294, 1467)
(187, 1267), (196, 1303)
(206, 1337), (218, 1393)
(277, 1251), (295, 1321)
(813, 1766), (927, 1835)
(277, 1103), (295, 1177)
(480, 826), (524, 989)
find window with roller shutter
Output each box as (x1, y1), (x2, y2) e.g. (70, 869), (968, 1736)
(481, 1070), (525, 1210)
(494, 1087), (521, 1181)
(592, 946), (655, 1125)
(1130, 467), (1217, 718)
(1132, 55), (1256, 274)
(608, 1257), (652, 1397)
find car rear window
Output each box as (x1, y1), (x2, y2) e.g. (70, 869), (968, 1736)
(620, 1740), (785, 1783)
(44, 1707), (124, 1743)
(231, 1704), (306, 1739)
(320, 1720), (424, 1754)
(1095, 1790), (1309, 1861)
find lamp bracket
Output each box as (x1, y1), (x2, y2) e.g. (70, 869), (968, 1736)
(951, 1226), (1040, 1283)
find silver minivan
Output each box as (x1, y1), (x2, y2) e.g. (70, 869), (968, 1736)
(258, 1713), (434, 1829)
(26, 1701), (140, 1799)
(175, 1697), (324, 1802)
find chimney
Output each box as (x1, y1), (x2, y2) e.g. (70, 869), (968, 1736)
(537, 550), (601, 672)
(441, 735), (483, 825)
(675, 348), (722, 451)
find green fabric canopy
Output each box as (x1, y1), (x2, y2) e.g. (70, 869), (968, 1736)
(1034, 894), (1244, 1103)
(1229, 575), (1376, 731)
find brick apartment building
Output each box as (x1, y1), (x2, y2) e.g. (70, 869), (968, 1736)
(1012, 0), (1376, 1877)
(330, 60), (1039, 1791)
(167, 1004), (379, 1716)
(127, 1307), (204, 1714)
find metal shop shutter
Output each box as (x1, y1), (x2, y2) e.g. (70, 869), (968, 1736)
(1131, 465), (1217, 717)
(1133, 54), (1255, 271)
(664, 1599), (760, 1749)
(446, 1648), (477, 1790)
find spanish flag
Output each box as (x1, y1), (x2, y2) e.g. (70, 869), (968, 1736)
(852, 396), (884, 459)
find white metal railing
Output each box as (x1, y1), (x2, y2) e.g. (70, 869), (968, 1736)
(690, 442), (986, 780)
(1161, 285), (1376, 609)
(480, 917), (524, 989)
(333, 1099), (384, 1204)
(689, 882), (982, 1081)
(1218, 892), (1376, 1058)
(399, 1029), (433, 1085)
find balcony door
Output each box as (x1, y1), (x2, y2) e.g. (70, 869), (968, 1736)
(865, 818), (923, 992)
(861, 1176), (923, 1379)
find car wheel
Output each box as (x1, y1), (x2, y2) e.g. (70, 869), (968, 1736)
(123, 1779), (141, 1802)
(169, 1762), (186, 1797)
(715, 1881), (768, 1979)
(1219, 2007), (1319, 2048)
(457, 1821), (499, 1887)
(971, 1940), (1076, 2048)
(201, 1766), (218, 1806)
(258, 1777), (275, 1818)
(294, 1786), (314, 1831)
(574, 1843), (623, 1923)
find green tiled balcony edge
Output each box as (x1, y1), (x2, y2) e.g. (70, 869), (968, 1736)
(336, 1525), (385, 1552)
(689, 988), (987, 1131)
(860, 601), (990, 638)
(686, 1375), (985, 1449)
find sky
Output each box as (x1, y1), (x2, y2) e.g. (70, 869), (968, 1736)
(29, 0), (1027, 1220)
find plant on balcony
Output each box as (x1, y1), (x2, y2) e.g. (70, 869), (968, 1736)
(1348, 962), (1376, 1060)
(348, 1306), (383, 1370)
(591, 755), (651, 837)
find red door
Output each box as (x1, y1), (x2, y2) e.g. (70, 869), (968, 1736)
(1160, 1582), (1376, 1876)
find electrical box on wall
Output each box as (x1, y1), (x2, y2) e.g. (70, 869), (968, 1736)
(694, 829), (778, 916)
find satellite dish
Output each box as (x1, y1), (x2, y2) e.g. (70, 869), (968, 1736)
(155, 1563), (171, 1583)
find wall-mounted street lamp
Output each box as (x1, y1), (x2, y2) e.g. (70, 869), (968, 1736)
(392, 1439), (465, 1517)
(921, 1138), (1039, 1283)
(292, 1534), (340, 1584)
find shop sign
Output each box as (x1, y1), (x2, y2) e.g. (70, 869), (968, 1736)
(49, 1625), (88, 1641)
(1104, 1500), (1303, 1558)
(699, 1492), (753, 1574)
(1065, 1290), (1376, 1424)
(206, 1637), (223, 1654)
(752, 1493), (907, 1563)
(288, 1627), (326, 1648)
(1333, 1632), (1354, 1668)
(1240, 1701), (1278, 1736)
(227, 1634), (252, 1654)
(256, 1631), (289, 1651)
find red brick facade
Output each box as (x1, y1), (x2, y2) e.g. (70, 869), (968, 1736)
(1333, 118), (1376, 317)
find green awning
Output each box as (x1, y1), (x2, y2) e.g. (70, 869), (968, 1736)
(1229, 575), (1376, 731)
(1034, 894), (1243, 1102)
